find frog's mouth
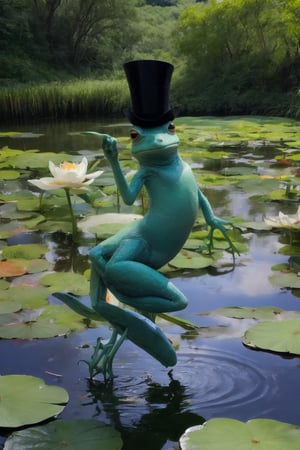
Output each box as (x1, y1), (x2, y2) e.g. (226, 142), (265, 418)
(133, 143), (179, 163)
(133, 143), (178, 155)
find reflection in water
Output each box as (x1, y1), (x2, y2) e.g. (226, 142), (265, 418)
(86, 373), (205, 450)
(82, 345), (276, 449)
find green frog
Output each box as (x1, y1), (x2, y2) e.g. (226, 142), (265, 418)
(55, 60), (237, 381)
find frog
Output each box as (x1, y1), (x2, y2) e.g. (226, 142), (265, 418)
(54, 122), (238, 380)
(54, 60), (238, 381)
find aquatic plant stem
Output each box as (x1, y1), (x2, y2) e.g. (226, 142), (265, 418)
(64, 188), (78, 238)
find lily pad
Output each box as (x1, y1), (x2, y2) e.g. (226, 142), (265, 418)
(0, 222), (27, 239)
(244, 319), (300, 354)
(0, 286), (49, 309)
(0, 317), (69, 339)
(0, 132), (22, 137)
(2, 243), (48, 260)
(0, 259), (29, 277)
(40, 304), (88, 332)
(169, 249), (215, 270)
(0, 169), (20, 180)
(40, 272), (89, 296)
(6, 151), (71, 170)
(0, 375), (68, 427)
(0, 300), (21, 314)
(4, 419), (122, 450)
(213, 306), (283, 320)
(179, 418), (300, 450)
(78, 213), (142, 237)
(269, 271), (300, 289)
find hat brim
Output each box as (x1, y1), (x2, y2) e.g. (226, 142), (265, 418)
(124, 108), (178, 128)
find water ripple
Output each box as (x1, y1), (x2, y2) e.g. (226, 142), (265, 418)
(175, 347), (276, 413)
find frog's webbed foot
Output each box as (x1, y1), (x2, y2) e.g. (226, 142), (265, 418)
(53, 292), (102, 321)
(207, 218), (240, 258)
(83, 328), (128, 381)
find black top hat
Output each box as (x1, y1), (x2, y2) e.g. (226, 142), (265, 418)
(123, 59), (176, 128)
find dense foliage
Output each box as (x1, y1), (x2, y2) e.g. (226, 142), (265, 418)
(173, 0), (300, 116)
(2, 0), (300, 119)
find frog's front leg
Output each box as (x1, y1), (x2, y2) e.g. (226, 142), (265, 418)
(102, 134), (145, 205)
(198, 188), (239, 256)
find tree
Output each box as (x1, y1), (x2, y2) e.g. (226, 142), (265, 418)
(0, 0), (36, 82)
(30, 0), (140, 72)
(174, 0), (300, 114)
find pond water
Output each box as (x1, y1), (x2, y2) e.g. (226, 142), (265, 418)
(0, 116), (300, 449)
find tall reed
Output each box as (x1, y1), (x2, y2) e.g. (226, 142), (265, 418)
(0, 79), (130, 123)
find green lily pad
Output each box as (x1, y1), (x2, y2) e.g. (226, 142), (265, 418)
(238, 177), (280, 194)
(213, 306), (284, 320)
(269, 189), (291, 201)
(0, 279), (9, 290)
(269, 271), (300, 289)
(0, 317), (69, 339)
(40, 272), (89, 296)
(278, 245), (300, 256)
(179, 418), (300, 450)
(2, 243), (48, 260)
(0, 375), (68, 427)
(244, 319), (300, 354)
(169, 249), (215, 270)
(241, 220), (271, 231)
(0, 132), (22, 137)
(0, 169), (20, 180)
(4, 419), (122, 450)
(40, 304), (87, 332)
(6, 151), (71, 170)
(78, 213), (142, 236)
(0, 300), (21, 314)
(0, 286), (49, 309)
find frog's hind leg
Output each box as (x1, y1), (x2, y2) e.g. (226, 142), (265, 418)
(93, 302), (177, 370)
(104, 238), (188, 313)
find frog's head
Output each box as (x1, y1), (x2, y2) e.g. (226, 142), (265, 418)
(129, 121), (179, 164)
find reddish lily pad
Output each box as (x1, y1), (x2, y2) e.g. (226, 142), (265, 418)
(0, 259), (28, 277)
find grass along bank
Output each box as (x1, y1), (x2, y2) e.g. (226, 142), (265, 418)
(0, 79), (130, 123)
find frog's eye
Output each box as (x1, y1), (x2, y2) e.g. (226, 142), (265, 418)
(130, 129), (140, 142)
(168, 122), (176, 133)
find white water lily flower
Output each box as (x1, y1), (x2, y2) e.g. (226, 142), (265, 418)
(264, 206), (300, 230)
(28, 157), (103, 192)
